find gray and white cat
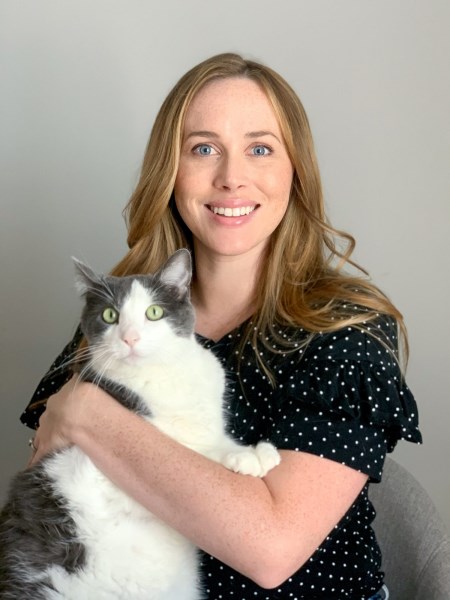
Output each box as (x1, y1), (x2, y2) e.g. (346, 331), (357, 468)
(0, 249), (280, 600)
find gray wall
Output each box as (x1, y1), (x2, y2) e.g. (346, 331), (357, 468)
(1, 0), (449, 527)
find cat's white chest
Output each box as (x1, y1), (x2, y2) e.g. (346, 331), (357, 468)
(102, 340), (228, 454)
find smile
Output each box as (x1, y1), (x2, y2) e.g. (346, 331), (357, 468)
(209, 206), (256, 217)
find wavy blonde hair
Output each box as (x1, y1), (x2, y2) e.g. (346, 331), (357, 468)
(111, 53), (408, 375)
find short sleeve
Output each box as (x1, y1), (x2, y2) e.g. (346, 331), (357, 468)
(270, 319), (421, 482)
(20, 326), (83, 430)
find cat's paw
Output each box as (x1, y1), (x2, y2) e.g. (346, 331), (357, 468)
(223, 442), (281, 477)
(254, 441), (282, 476)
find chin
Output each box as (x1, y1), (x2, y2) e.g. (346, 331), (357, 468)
(122, 353), (149, 367)
(208, 238), (269, 259)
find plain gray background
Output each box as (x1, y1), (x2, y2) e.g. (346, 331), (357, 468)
(1, 0), (449, 528)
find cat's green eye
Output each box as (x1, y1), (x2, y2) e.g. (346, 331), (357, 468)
(102, 307), (119, 324)
(146, 304), (164, 321)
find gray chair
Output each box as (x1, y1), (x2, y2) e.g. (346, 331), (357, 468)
(369, 457), (450, 599)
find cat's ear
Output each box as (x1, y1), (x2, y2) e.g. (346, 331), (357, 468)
(158, 249), (192, 298)
(72, 257), (102, 295)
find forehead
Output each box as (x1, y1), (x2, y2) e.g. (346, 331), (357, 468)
(184, 77), (281, 134)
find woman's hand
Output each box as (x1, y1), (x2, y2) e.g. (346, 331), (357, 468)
(28, 377), (97, 466)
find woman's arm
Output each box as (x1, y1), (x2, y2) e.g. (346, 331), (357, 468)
(32, 380), (367, 589)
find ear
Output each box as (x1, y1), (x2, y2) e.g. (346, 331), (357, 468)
(158, 249), (192, 297)
(72, 257), (103, 295)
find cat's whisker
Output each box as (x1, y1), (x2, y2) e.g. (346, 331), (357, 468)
(71, 371), (86, 391)
(42, 348), (89, 380)
(84, 285), (114, 304)
(88, 344), (116, 364)
(100, 278), (117, 301)
(87, 356), (116, 390)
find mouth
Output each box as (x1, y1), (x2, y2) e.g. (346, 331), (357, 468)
(207, 205), (258, 217)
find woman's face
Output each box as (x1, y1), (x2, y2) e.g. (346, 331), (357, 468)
(174, 77), (294, 260)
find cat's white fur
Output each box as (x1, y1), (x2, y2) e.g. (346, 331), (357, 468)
(38, 265), (280, 599)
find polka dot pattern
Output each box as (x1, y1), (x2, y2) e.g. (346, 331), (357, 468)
(20, 315), (421, 598)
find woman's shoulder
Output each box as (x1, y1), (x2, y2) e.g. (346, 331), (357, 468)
(273, 314), (422, 448)
(305, 313), (399, 365)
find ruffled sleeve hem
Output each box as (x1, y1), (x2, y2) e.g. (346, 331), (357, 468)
(284, 357), (422, 451)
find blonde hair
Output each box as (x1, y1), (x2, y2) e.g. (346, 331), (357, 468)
(111, 53), (408, 375)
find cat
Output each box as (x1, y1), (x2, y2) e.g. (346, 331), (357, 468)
(0, 249), (280, 600)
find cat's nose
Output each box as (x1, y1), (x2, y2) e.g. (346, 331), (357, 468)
(122, 330), (140, 347)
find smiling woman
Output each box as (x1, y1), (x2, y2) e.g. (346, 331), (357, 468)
(174, 78), (294, 263)
(20, 53), (421, 600)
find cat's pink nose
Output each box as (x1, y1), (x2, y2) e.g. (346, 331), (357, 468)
(122, 331), (140, 347)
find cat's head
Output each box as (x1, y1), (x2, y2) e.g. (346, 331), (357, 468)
(73, 249), (195, 367)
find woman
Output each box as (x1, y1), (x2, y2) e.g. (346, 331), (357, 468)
(22, 53), (421, 599)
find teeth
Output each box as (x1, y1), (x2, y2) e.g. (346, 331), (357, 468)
(212, 206), (255, 216)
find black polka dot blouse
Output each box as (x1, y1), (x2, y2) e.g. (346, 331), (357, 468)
(21, 314), (421, 599)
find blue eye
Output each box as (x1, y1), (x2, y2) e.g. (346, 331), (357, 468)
(251, 145), (271, 156)
(194, 144), (214, 156)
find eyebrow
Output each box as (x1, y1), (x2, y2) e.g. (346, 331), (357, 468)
(184, 130), (282, 143)
(245, 130), (281, 143)
(185, 130), (220, 140)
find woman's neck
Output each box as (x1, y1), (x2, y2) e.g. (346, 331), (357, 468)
(191, 249), (262, 341)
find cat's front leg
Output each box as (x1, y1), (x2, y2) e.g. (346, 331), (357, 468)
(221, 440), (281, 478)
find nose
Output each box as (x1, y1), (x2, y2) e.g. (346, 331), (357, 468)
(122, 329), (140, 347)
(213, 153), (248, 191)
